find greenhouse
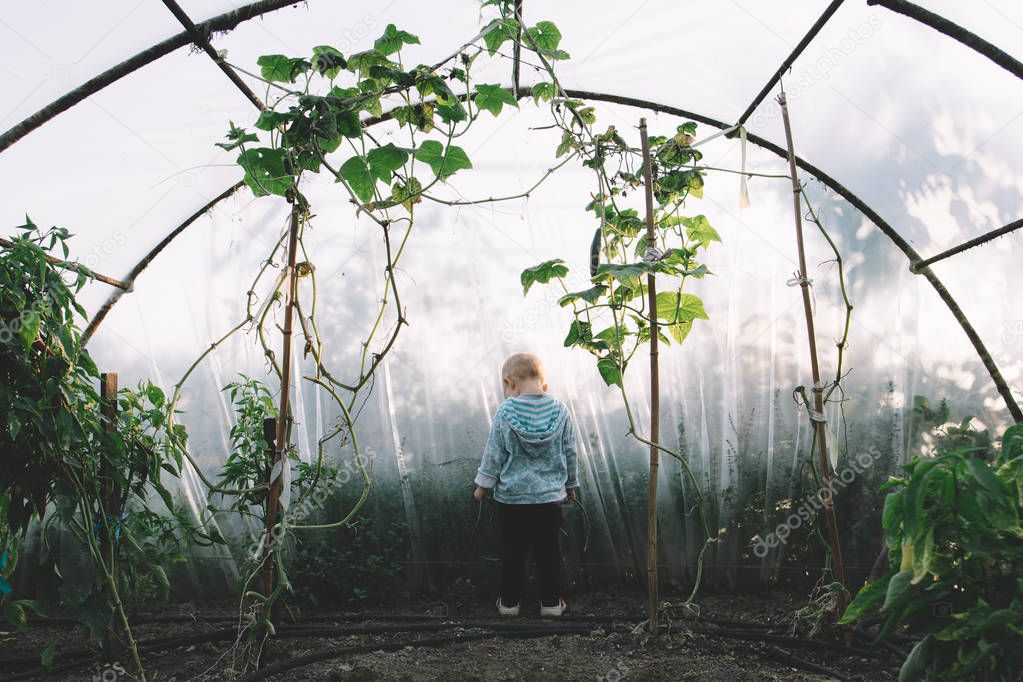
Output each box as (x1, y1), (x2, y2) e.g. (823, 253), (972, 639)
(1, 0), (1021, 679)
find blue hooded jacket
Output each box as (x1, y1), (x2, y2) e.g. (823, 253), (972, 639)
(474, 393), (580, 504)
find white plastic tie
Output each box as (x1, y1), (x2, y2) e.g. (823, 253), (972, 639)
(643, 247), (663, 262)
(786, 274), (813, 287)
(808, 410), (828, 424)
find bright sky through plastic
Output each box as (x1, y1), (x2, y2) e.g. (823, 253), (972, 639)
(0, 0), (1020, 433)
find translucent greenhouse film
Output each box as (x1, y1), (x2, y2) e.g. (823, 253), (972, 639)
(1, 1), (1021, 680)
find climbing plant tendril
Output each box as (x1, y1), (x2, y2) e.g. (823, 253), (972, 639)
(157, 15), (587, 671)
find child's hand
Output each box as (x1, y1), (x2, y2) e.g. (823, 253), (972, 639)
(473, 486), (490, 502)
(566, 488), (579, 503)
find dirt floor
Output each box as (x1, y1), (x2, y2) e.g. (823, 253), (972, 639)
(0, 589), (903, 681)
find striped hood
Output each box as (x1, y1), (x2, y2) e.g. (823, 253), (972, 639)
(498, 393), (569, 458)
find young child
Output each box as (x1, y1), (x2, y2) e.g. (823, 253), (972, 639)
(473, 352), (580, 616)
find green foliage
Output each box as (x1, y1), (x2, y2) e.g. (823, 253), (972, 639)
(520, 258), (569, 295)
(841, 423), (1023, 680)
(219, 20), (525, 211)
(519, 121), (718, 389)
(413, 140), (472, 181)
(0, 221), (96, 535)
(0, 225), (201, 678)
(215, 376), (278, 515)
(474, 84), (518, 116)
(289, 518), (408, 607)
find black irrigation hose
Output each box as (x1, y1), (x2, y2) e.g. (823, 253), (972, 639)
(762, 645), (855, 682)
(687, 627), (879, 657)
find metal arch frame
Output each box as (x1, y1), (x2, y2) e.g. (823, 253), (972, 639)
(0, 1), (1020, 420)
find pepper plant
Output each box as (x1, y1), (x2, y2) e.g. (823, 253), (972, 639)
(840, 422), (1023, 680)
(0, 222), (204, 680)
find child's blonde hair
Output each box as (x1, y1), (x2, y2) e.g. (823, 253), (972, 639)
(502, 353), (545, 382)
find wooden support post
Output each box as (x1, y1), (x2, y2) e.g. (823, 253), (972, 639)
(261, 206), (300, 626)
(639, 118), (660, 634)
(99, 372), (119, 657)
(777, 92), (847, 610)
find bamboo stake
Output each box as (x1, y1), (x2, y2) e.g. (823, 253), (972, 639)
(99, 372), (119, 660)
(639, 118), (660, 633)
(777, 91), (847, 610)
(261, 206), (300, 626)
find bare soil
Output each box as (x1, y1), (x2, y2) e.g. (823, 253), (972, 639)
(0, 590), (902, 681)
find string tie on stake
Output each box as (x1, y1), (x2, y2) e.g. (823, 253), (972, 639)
(643, 246), (663, 262)
(786, 274), (813, 287)
(808, 409), (828, 424)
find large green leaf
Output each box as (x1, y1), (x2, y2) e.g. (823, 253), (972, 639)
(520, 259), (569, 295)
(667, 320), (693, 344)
(374, 24), (420, 56)
(677, 293), (709, 321)
(898, 635), (934, 682)
(237, 148), (292, 197)
(593, 262), (650, 288)
(256, 54), (309, 83)
(414, 140), (472, 180)
(311, 45), (346, 77)
(346, 49), (392, 77)
(558, 285), (606, 307)
(881, 569), (913, 612)
(482, 18), (519, 56)
(532, 82), (557, 104)
(597, 358), (622, 388)
(394, 103), (435, 133)
(366, 143), (409, 184)
(563, 320), (592, 348)
(338, 155), (374, 203)
(19, 310), (40, 349)
(526, 21), (569, 59)
(391, 176), (423, 212)
(435, 101), (468, 124)
(474, 84), (518, 117)
(680, 215), (721, 248)
(839, 577), (889, 624)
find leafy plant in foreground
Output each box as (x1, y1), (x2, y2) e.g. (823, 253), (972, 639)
(840, 422), (1023, 681)
(0, 222), (200, 680)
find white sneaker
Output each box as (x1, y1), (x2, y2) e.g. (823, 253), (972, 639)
(539, 598), (567, 617)
(496, 597), (520, 616)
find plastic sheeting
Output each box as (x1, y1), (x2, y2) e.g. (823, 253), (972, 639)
(2, 1), (1021, 596)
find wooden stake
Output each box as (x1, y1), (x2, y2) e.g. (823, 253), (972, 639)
(99, 372), (119, 658)
(777, 92), (847, 610)
(261, 206), (300, 624)
(639, 118), (660, 634)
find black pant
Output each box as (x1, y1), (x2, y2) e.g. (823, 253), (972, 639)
(497, 501), (562, 607)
